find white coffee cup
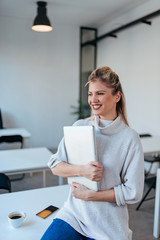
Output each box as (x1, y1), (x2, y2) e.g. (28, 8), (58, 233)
(8, 211), (26, 228)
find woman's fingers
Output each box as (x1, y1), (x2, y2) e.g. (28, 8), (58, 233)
(82, 161), (103, 181)
(90, 161), (103, 168)
(72, 182), (80, 188)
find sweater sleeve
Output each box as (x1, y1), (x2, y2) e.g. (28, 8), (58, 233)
(114, 133), (144, 206)
(48, 138), (68, 169)
(47, 120), (86, 169)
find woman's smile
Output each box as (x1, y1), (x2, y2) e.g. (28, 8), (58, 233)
(92, 104), (102, 110)
(88, 80), (120, 120)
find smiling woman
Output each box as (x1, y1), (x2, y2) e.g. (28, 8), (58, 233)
(88, 81), (121, 120)
(87, 66), (128, 124)
(42, 66), (144, 240)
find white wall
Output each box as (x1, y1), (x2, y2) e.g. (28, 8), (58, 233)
(0, 16), (79, 148)
(97, 0), (160, 135)
(1, 0), (159, 149)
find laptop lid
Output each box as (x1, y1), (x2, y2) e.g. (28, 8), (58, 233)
(63, 125), (98, 191)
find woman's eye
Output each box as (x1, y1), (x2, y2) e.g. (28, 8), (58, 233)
(98, 92), (104, 95)
(88, 93), (92, 96)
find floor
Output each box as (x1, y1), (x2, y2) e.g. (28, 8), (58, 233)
(1, 171), (157, 240)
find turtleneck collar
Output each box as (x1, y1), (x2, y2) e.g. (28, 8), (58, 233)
(94, 115), (126, 135)
(99, 118), (113, 127)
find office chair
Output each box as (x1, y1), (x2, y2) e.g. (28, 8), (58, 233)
(136, 134), (159, 210)
(139, 133), (152, 138)
(0, 135), (25, 181)
(0, 108), (4, 129)
(0, 173), (11, 193)
(0, 135), (23, 148)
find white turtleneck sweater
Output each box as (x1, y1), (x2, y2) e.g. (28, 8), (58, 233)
(48, 116), (144, 240)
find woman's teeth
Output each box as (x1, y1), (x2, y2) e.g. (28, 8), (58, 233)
(93, 105), (101, 109)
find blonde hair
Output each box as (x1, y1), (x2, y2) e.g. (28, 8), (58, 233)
(86, 66), (129, 126)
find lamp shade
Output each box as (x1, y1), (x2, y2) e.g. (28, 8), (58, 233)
(32, 1), (52, 32)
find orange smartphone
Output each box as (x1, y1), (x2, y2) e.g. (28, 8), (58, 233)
(36, 205), (59, 219)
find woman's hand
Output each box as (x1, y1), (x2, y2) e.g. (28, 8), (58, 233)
(72, 182), (116, 203)
(81, 161), (103, 181)
(71, 182), (94, 201)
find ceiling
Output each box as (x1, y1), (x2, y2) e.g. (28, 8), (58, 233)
(0, 0), (151, 27)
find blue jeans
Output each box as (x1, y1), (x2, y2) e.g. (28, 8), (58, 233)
(41, 218), (95, 240)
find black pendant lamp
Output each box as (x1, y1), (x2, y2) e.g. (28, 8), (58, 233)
(32, 1), (52, 32)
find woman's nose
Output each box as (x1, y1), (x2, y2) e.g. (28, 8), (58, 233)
(91, 95), (99, 102)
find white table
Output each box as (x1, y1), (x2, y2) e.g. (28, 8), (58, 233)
(0, 185), (70, 240)
(140, 136), (160, 174)
(0, 147), (52, 187)
(154, 168), (160, 238)
(0, 128), (31, 138)
(0, 128), (31, 148)
(140, 136), (160, 155)
(140, 136), (160, 238)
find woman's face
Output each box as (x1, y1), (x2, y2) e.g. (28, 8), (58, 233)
(88, 80), (121, 120)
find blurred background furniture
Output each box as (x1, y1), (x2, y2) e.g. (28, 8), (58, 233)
(0, 135), (23, 148)
(0, 109), (31, 148)
(137, 134), (160, 210)
(0, 184), (70, 240)
(0, 173), (11, 193)
(0, 110), (32, 181)
(0, 134), (25, 181)
(136, 157), (159, 210)
(0, 109), (4, 129)
(0, 128), (31, 149)
(0, 147), (52, 187)
(153, 168), (160, 238)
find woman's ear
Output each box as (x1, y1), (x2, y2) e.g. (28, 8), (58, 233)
(115, 91), (121, 103)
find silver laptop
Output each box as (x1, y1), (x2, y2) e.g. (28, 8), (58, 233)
(63, 125), (98, 191)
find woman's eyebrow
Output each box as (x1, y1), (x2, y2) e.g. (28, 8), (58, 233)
(88, 90), (106, 93)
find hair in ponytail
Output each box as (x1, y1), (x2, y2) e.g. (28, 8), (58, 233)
(87, 66), (129, 126)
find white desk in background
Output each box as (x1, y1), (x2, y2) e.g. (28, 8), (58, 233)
(140, 136), (160, 174)
(140, 136), (160, 239)
(154, 168), (160, 238)
(0, 128), (31, 138)
(0, 128), (31, 148)
(0, 147), (52, 187)
(140, 136), (160, 154)
(0, 185), (70, 240)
